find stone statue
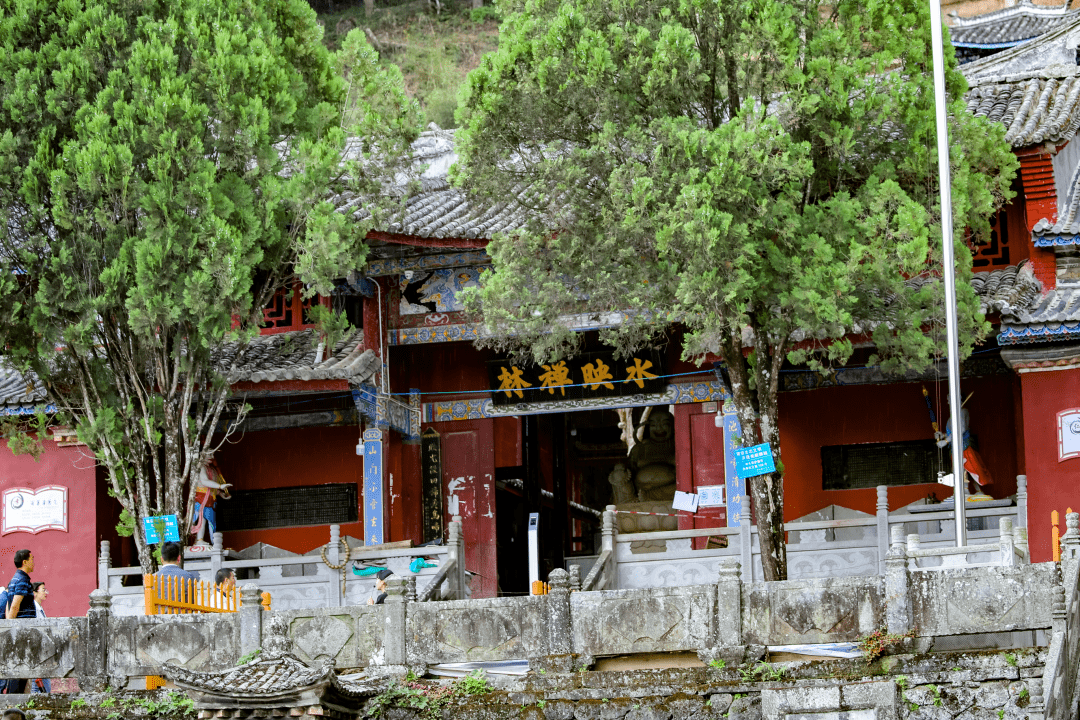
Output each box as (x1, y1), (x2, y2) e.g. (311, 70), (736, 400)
(628, 408), (677, 502)
(607, 463), (638, 505)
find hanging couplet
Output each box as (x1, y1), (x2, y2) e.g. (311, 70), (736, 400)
(363, 428), (384, 546)
(420, 427), (444, 544)
(722, 410), (746, 527)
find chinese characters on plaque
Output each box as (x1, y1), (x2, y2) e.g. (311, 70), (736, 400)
(420, 428), (444, 544)
(487, 351), (666, 406)
(2, 486), (68, 534)
(363, 428), (384, 546)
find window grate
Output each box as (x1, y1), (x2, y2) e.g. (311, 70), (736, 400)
(216, 483), (359, 531)
(821, 440), (941, 490)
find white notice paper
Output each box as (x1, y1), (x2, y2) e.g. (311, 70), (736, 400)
(697, 485), (725, 507)
(672, 491), (699, 513)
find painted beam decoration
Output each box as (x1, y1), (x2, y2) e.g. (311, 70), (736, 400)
(2, 486), (68, 534)
(487, 351), (666, 406)
(363, 428), (384, 546)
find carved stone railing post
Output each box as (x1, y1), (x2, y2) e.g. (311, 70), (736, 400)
(81, 589), (111, 692)
(528, 568), (575, 672)
(699, 559), (743, 666)
(1027, 676), (1045, 720)
(328, 524), (342, 607)
(240, 584), (264, 658)
(1016, 475), (1028, 529)
(98, 541), (111, 592)
(1014, 525), (1030, 564)
(999, 518), (1016, 567)
(404, 576), (417, 603)
(602, 505), (617, 589)
(740, 496), (753, 583)
(876, 485), (889, 575)
(568, 564), (581, 592)
(211, 532), (224, 578)
(906, 533), (921, 571)
(447, 515), (466, 599)
(885, 526), (912, 635)
(1060, 512), (1080, 568)
(383, 576), (408, 666)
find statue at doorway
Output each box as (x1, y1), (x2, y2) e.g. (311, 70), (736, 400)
(628, 408), (677, 502)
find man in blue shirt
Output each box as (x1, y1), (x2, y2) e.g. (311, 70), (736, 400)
(4, 549), (36, 693)
(155, 542), (200, 582)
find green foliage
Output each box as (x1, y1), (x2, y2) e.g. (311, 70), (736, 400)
(22, 697), (35, 709)
(0, 412), (49, 460)
(740, 662), (786, 682)
(1004, 653), (1018, 667)
(70, 698), (89, 710)
(857, 628), (916, 664)
(456, 670), (492, 696)
(537, 699), (547, 709)
(305, 305), (354, 351)
(101, 697), (117, 708)
(237, 648), (262, 666)
(998, 710), (1005, 720)
(454, 0), (1017, 581)
(0, 0), (420, 570)
(366, 672), (492, 719)
(709, 658), (727, 669)
(470, 5), (501, 23)
(118, 691), (195, 718)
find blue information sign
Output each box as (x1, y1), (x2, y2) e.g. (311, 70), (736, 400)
(143, 514), (180, 544)
(734, 443), (777, 480)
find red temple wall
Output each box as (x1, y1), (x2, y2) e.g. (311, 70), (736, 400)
(0, 439), (99, 617)
(778, 374), (1019, 522)
(215, 425), (365, 554)
(1019, 367), (1080, 563)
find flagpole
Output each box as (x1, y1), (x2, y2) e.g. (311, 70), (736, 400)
(928, 0), (968, 547)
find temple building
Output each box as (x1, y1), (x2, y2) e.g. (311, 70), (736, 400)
(6, 16), (1080, 605)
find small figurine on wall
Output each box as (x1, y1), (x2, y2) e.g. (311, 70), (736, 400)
(935, 404), (995, 499)
(191, 460), (232, 544)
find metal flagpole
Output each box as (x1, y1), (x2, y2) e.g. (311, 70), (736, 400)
(928, 0), (968, 547)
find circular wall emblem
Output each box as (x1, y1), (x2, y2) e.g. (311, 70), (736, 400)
(1071, 420), (1080, 435)
(10, 494), (23, 509)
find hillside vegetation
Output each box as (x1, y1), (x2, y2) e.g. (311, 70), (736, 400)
(314, 0), (500, 128)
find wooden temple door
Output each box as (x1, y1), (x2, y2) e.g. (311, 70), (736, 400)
(440, 419), (497, 598)
(675, 404), (728, 548)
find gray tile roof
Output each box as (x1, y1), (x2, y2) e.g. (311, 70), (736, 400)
(964, 74), (1080, 148)
(214, 328), (379, 384)
(999, 283), (1080, 343)
(340, 127), (546, 241)
(0, 366), (49, 414)
(950, 4), (1079, 48)
(970, 263), (1044, 314)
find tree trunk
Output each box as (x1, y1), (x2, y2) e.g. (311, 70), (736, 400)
(720, 328), (788, 582)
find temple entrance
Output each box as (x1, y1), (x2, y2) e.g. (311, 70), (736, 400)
(492, 406), (681, 596)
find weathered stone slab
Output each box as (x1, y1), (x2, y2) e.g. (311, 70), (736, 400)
(108, 614), (239, 676)
(742, 577), (883, 646)
(0, 618), (83, 678)
(909, 563), (1056, 637)
(572, 586), (715, 657)
(407, 596), (546, 664)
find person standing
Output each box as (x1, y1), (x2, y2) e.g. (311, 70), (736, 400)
(154, 542), (200, 603)
(214, 568), (236, 609)
(4, 550), (36, 693)
(29, 583), (49, 694)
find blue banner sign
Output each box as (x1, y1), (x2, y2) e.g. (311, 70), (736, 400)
(734, 443), (776, 480)
(363, 428), (384, 546)
(143, 514), (180, 544)
(722, 413), (747, 526)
